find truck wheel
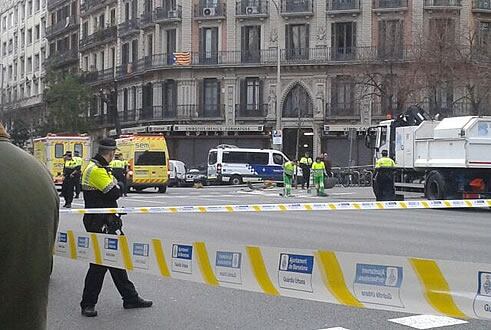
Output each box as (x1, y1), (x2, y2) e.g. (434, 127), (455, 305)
(158, 185), (167, 193)
(230, 175), (242, 185)
(425, 171), (448, 200)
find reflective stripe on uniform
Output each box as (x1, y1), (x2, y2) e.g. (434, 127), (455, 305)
(82, 160), (117, 193)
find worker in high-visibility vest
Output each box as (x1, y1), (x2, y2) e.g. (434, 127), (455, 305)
(110, 153), (128, 197)
(312, 157), (327, 196)
(282, 160), (297, 197)
(373, 150), (396, 201)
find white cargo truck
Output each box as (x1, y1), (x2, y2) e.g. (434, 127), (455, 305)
(366, 107), (491, 199)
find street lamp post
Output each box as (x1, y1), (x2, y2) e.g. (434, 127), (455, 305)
(271, 0), (282, 151)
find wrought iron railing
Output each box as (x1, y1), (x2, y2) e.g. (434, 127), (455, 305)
(236, 0), (269, 16)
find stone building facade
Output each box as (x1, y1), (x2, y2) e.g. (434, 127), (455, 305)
(0, 0), (48, 133)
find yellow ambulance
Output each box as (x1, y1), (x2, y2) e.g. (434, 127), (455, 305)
(116, 134), (170, 193)
(33, 134), (92, 186)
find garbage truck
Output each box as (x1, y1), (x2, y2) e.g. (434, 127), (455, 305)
(366, 106), (491, 199)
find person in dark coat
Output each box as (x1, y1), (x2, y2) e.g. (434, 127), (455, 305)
(0, 123), (59, 329)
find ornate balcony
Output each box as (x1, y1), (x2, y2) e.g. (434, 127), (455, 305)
(235, 0), (269, 18)
(235, 104), (268, 119)
(280, 0), (314, 17)
(79, 26), (117, 52)
(373, 0), (408, 12)
(423, 0), (462, 10)
(118, 19), (141, 38)
(81, 68), (115, 85)
(473, 0), (491, 14)
(194, 1), (226, 20)
(154, 5), (183, 24)
(46, 16), (79, 40)
(327, 0), (361, 15)
(80, 0), (116, 17)
(46, 48), (79, 68)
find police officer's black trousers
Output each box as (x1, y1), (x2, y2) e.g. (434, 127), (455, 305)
(62, 179), (75, 205)
(80, 263), (139, 308)
(302, 168), (311, 189)
(374, 172), (395, 201)
(74, 176), (81, 197)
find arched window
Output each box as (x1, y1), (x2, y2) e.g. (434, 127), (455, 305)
(282, 83), (313, 118)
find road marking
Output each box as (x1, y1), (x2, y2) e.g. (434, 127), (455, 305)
(388, 315), (468, 329)
(317, 328), (350, 330)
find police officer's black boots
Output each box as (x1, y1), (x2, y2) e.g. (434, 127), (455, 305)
(123, 297), (153, 309)
(81, 306), (97, 317)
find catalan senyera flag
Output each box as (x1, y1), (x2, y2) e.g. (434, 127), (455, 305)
(173, 52), (191, 65)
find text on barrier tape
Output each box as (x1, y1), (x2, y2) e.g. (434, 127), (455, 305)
(55, 230), (491, 320)
(59, 199), (491, 215)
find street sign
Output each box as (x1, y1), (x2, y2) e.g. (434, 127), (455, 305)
(273, 130), (282, 145)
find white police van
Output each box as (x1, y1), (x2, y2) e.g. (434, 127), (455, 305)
(207, 145), (294, 185)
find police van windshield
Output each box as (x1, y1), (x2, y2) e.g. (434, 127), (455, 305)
(135, 151), (166, 166)
(208, 151), (217, 165)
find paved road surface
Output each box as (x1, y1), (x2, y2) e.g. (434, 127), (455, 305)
(49, 186), (491, 329)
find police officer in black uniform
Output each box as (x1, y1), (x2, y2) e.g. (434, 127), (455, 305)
(61, 151), (80, 208)
(80, 138), (152, 317)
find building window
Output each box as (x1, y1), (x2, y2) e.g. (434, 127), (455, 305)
(82, 21), (88, 38)
(285, 24), (309, 60)
(20, 57), (25, 77)
(123, 88), (128, 118)
(241, 26), (261, 63)
(331, 76), (355, 117)
(34, 54), (39, 71)
(131, 39), (138, 62)
(27, 57), (32, 73)
(41, 19), (45, 38)
(201, 78), (220, 116)
(35, 24), (40, 41)
(479, 21), (491, 54)
(110, 9), (116, 26)
(162, 80), (177, 114)
(332, 22), (356, 61)
(378, 20), (403, 59)
(98, 13), (105, 30)
(147, 34), (153, 57)
(240, 77), (262, 114)
(199, 27), (218, 64)
(166, 29), (177, 64)
(283, 83), (313, 117)
(132, 86), (137, 111)
(33, 79), (38, 95)
(100, 51), (105, 70)
(41, 48), (45, 64)
(430, 82), (453, 116)
(27, 1), (32, 16)
(27, 28), (32, 44)
(429, 18), (456, 46)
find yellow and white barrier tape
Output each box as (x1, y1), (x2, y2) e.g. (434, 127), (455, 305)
(59, 199), (491, 215)
(55, 230), (491, 320)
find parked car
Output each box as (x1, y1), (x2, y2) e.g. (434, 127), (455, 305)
(168, 160), (187, 187)
(185, 169), (208, 186)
